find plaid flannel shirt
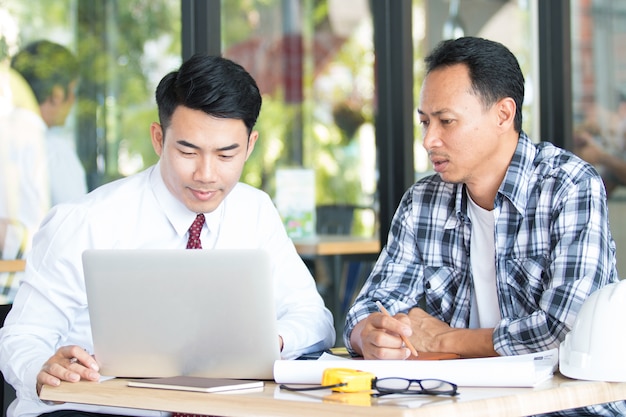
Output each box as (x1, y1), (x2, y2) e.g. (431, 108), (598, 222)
(344, 133), (626, 415)
(345, 132), (618, 355)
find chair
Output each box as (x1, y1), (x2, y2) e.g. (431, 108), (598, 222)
(312, 205), (362, 292)
(0, 260), (23, 417)
(316, 204), (357, 235)
(313, 205), (377, 345)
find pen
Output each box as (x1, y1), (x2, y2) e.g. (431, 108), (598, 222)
(375, 300), (419, 357)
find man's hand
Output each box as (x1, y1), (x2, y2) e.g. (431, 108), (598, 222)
(350, 307), (498, 359)
(407, 308), (498, 358)
(36, 345), (100, 395)
(405, 307), (457, 352)
(349, 311), (414, 360)
(574, 130), (604, 166)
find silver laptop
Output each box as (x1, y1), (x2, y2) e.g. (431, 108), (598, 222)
(82, 249), (280, 380)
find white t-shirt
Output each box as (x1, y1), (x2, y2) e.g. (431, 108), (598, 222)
(0, 163), (335, 417)
(466, 192), (501, 329)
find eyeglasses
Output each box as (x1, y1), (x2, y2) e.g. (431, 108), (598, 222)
(372, 377), (458, 397)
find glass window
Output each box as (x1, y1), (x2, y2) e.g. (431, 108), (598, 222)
(221, 0), (377, 238)
(571, 0), (626, 196)
(571, 0), (626, 273)
(1, 0), (180, 295)
(1, 0), (181, 191)
(414, 0), (538, 176)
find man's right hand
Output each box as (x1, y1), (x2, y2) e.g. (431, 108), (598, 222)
(349, 312), (414, 360)
(36, 345), (100, 395)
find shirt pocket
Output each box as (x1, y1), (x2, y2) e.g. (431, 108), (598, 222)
(423, 265), (465, 323)
(504, 255), (549, 315)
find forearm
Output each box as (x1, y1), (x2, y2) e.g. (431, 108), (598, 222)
(0, 323), (50, 402)
(599, 152), (626, 185)
(428, 327), (498, 358)
(406, 308), (498, 358)
(276, 305), (335, 359)
(274, 252), (335, 358)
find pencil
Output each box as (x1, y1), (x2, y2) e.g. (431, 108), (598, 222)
(375, 300), (419, 357)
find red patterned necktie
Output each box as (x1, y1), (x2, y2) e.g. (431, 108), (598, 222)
(175, 215), (212, 417)
(186, 214), (205, 249)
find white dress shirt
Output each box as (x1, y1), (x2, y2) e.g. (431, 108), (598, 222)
(0, 163), (335, 417)
(46, 127), (88, 207)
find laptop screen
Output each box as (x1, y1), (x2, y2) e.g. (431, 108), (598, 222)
(83, 248), (280, 380)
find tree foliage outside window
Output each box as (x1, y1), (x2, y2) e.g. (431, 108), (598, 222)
(3, 0), (377, 235)
(222, 0), (377, 236)
(1, 0), (181, 188)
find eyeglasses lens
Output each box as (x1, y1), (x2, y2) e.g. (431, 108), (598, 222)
(375, 378), (456, 395)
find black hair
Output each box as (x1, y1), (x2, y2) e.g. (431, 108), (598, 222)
(425, 37), (524, 132)
(11, 40), (79, 104)
(155, 54), (262, 136)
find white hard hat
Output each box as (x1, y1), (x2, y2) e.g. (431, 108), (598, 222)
(559, 279), (626, 382)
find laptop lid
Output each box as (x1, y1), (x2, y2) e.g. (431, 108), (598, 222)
(82, 249), (280, 380)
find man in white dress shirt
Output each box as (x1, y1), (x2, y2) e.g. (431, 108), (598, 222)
(0, 63), (49, 304)
(0, 54), (335, 417)
(11, 40), (87, 206)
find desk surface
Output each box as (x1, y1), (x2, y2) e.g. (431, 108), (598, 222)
(40, 374), (626, 417)
(293, 235), (380, 256)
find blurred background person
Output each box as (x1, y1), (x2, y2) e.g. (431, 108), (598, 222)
(1, 31), (49, 304)
(11, 39), (86, 206)
(574, 129), (626, 197)
(574, 93), (626, 197)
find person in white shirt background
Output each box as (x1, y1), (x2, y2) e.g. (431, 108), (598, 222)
(11, 39), (87, 207)
(0, 54), (335, 417)
(0, 34), (49, 304)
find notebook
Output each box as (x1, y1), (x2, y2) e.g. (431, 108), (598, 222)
(127, 376), (264, 393)
(82, 248), (280, 380)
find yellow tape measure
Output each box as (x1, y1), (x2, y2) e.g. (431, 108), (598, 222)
(321, 368), (376, 392)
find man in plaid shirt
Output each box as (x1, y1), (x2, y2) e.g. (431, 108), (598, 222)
(345, 37), (624, 416)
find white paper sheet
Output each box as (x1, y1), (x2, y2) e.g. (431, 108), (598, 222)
(273, 349), (558, 388)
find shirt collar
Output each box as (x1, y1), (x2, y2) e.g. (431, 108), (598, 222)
(452, 131), (534, 223)
(497, 131), (535, 215)
(204, 202), (224, 236)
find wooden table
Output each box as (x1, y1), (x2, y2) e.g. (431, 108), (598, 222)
(293, 235), (381, 257)
(293, 235), (381, 344)
(40, 374), (626, 417)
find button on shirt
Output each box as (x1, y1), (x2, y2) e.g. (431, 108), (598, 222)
(0, 162), (335, 417)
